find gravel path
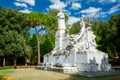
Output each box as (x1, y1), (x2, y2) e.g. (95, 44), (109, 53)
(7, 68), (69, 80)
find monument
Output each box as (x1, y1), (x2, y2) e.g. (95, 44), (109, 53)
(42, 11), (111, 73)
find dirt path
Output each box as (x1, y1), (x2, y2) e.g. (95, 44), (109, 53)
(7, 68), (70, 80)
(7, 68), (120, 80)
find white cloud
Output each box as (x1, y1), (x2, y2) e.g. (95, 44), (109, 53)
(71, 2), (81, 10)
(75, 4), (120, 18)
(49, 0), (66, 10)
(68, 16), (80, 25)
(81, 7), (101, 13)
(80, 7), (102, 18)
(19, 9), (31, 13)
(99, 0), (120, 3)
(14, 0), (35, 13)
(66, 0), (80, 4)
(86, 0), (119, 4)
(63, 9), (71, 15)
(99, 4), (120, 17)
(108, 4), (120, 14)
(14, 2), (27, 8)
(16, 0), (35, 6)
(111, 0), (117, 2)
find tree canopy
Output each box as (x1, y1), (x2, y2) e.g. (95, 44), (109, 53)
(0, 7), (32, 66)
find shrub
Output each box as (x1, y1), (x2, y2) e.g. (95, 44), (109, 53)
(0, 75), (3, 80)
(0, 66), (14, 70)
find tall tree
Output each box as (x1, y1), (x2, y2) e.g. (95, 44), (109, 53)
(47, 9), (69, 22)
(27, 35), (38, 64)
(26, 12), (57, 64)
(108, 14), (120, 57)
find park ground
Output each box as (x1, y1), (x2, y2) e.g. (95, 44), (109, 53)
(0, 68), (120, 80)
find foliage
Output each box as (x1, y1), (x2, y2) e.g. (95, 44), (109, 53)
(69, 21), (80, 34)
(25, 12), (57, 32)
(0, 7), (32, 66)
(0, 75), (2, 80)
(47, 9), (69, 22)
(92, 14), (120, 57)
(27, 34), (38, 64)
(40, 34), (55, 56)
(0, 66), (14, 70)
(25, 11), (58, 63)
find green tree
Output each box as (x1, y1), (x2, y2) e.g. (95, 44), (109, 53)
(27, 34), (40, 64)
(47, 9), (69, 22)
(91, 14), (120, 59)
(108, 14), (120, 57)
(40, 34), (55, 57)
(2, 31), (31, 67)
(69, 21), (80, 34)
(0, 7), (31, 66)
(26, 12), (57, 64)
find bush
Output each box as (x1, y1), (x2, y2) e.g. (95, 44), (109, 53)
(0, 66), (14, 70)
(17, 65), (35, 68)
(0, 75), (3, 80)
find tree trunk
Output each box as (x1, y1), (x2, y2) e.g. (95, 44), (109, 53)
(38, 40), (40, 64)
(3, 57), (5, 66)
(25, 57), (27, 66)
(36, 30), (40, 65)
(14, 57), (17, 68)
(25, 57), (30, 66)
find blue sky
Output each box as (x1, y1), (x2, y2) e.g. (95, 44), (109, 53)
(0, 0), (120, 25)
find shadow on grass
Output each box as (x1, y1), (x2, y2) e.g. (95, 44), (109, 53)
(65, 74), (120, 80)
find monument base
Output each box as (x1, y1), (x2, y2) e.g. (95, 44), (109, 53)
(42, 50), (111, 73)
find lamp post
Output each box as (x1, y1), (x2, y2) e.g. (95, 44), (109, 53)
(35, 25), (45, 65)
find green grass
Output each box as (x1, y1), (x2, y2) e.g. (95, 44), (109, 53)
(0, 69), (13, 80)
(0, 69), (13, 75)
(67, 75), (120, 80)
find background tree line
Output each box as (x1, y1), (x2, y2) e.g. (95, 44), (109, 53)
(0, 6), (120, 67)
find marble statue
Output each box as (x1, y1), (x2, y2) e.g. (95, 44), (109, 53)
(42, 10), (111, 73)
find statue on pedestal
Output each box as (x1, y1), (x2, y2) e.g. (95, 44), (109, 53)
(42, 11), (111, 73)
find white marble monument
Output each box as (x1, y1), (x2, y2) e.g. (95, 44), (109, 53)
(43, 11), (111, 73)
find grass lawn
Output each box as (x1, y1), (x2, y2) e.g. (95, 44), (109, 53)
(0, 69), (13, 75)
(0, 69), (14, 80)
(3, 68), (119, 80)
